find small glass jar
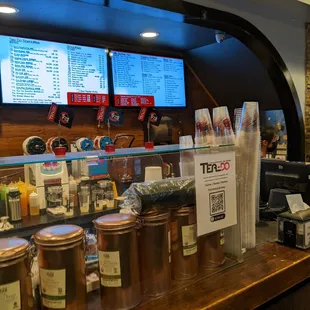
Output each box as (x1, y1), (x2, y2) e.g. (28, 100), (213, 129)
(78, 192), (90, 213)
(171, 205), (198, 280)
(34, 225), (87, 310)
(92, 189), (106, 211)
(94, 214), (141, 310)
(138, 211), (171, 296)
(105, 191), (114, 209)
(0, 238), (34, 309)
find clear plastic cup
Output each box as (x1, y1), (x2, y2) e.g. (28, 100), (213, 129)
(212, 106), (235, 145)
(195, 108), (214, 146)
(179, 135), (194, 148)
(78, 192), (90, 213)
(239, 102), (259, 133)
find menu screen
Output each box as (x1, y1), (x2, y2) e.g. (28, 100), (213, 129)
(111, 51), (186, 107)
(0, 35), (109, 106)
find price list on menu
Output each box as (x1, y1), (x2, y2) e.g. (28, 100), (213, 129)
(1, 36), (109, 105)
(8, 37), (61, 104)
(112, 51), (186, 107)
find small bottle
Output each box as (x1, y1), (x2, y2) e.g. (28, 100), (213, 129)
(0, 184), (6, 217)
(29, 192), (40, 216)
(16, 180), (28, 217)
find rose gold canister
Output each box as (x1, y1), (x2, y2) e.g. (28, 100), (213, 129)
(34, 225), (87, 310)
(171, 206), (198, 280)
(94, 213), (141, 310)
(138, 211), (171, 296)
(0, 238), (34, 309)
(199, 230), (225, 268)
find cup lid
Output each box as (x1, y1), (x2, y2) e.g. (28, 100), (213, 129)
(34, 224), (84, 246)
(0, 238), (28, 262)
(94, 213), (136, 231)
(8, 187), (19, 193)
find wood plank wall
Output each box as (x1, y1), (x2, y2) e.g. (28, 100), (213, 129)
(0, 65), (217, 157)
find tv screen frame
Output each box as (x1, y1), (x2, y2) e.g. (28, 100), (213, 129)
(0, 31), (110, 107)
(110, 49), (187, 109)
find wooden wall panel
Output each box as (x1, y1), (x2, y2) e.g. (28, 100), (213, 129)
(0, 65), (217, 157)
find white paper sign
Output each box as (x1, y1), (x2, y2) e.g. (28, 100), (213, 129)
(286, 194), (309, 214)
(194, 151), (237, 236)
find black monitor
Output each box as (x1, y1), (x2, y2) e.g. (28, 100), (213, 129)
(260, 159), (310, 206)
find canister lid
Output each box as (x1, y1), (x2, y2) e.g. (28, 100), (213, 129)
(95, 213), (136, 231)
(0, 238), (28, 262)
(34, 224), (84, 246)
(139, 211), (170, 223)
(173, 205), (196, 216)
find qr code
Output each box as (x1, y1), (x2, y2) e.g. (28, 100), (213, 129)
(209, 191), (225, 215)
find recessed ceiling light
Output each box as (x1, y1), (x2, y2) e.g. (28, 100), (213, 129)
(140, 32), (159, 38)
(0, 5), (19, 14)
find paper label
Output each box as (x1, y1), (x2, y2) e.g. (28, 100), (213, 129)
(220, 237), (225, 246)
(194, 151), (237, 235)
(40, 268), (66, 309)
(297, 223), (304, 235)
(0, 281), (21, 310)
(181, 224), (197, 256)
(99, 251), (122, 287)
(168, 230), (171, 263)
(286, 194), (307, 214)
(305, 223), (310, 246)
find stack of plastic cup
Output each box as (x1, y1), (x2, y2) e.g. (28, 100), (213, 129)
(236, 102), (260, 249)
(212, 106), (235, 145)
(195, 108), (214, 146)
(179, 135), (195, 177)
(237, 102), (259, 136)
(233, 108), (242, 136)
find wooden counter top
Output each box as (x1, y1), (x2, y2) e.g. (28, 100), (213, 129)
(88, 242), (310, 309)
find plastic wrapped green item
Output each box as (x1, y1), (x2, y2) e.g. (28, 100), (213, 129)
(122, 177), (195, 215)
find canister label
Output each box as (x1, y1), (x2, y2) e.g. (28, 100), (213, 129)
(40, 268), (66, 309)
(0, 280), (21, 310)
(99, 251), (122, 287)
(182, 224), (197, 256)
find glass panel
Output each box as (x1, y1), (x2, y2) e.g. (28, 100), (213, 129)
(0, 144), (234, 168)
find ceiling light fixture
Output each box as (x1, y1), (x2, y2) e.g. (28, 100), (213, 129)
(140, 31), (159, 38)
(0, 5), (19, 14)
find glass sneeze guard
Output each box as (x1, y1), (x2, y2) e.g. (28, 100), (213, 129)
(0, 144), (234, 167)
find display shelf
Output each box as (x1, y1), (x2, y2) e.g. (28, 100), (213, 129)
(0, 207), (118, 238)
(0, 144), (236, 167)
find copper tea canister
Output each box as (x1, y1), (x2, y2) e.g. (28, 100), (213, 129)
(94, 213), (141, 310)
(0, 238), (34, 309)
(34, 224), (87, 310)
(138, 211), (171, 296)
(199, 230), (225, 268)
(171, 206), (198, 280)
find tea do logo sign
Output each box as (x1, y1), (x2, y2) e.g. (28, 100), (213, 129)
(104, 107), (124, 126)
(47, 103), (74, 128)
(194, 151), (237, 236)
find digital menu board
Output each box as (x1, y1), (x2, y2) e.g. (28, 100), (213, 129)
(0, 35), (109, 106)
(111, 50), (186, 108)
